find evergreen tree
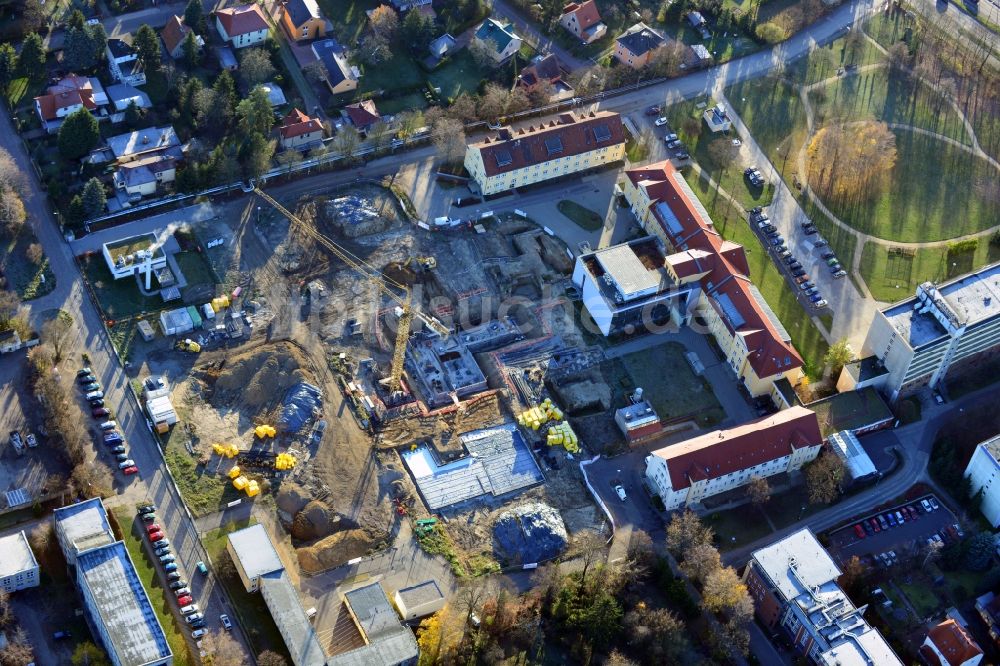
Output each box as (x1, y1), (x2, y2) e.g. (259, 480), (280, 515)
(63, 27), (98, 71)
(236, 86), (273, 136)
(80, 177), (106, 217)
(132, 24), (162, 73)
(182, 30), (200, 69)
(18, 33), (46, 82)
(58, 108), (100, 159)
(67, 9), (86, 31)
(0, 43), (17, 90)
(183, 0), (203, 30)
(124, 100), (144, 128)
(213, 69), (237, 123)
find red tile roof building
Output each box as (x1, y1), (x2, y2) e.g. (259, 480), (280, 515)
(621, 160), (802, 398)
(464, 111), (626, 195)
(646, 406), (822, 509)
(33, 76), (108, 133)
(215, 5), (270, 48)
(161, 15), (194, 59)
(920, 619), (984, 666)
(343, 100), (380, 130)
(559, 1), (607, 44)
(278, 109), (323, 149)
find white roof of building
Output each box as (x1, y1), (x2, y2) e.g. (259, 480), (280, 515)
(827, 430), (877, 479)
(593, 243), (665, 299)
(0, 531), (37, 577)
(980, 434), (1000, 463)
(54, 497), (114, 555)
(146, 395), (176, 420)
(76, 542), (172, 666)
(751, 528), (841, 602)
(259, 570), (327, 666)
(227, 524), (283, 578)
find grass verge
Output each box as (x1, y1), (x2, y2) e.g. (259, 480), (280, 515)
(161, 418), (245, 517)
(619, 343), (725, 427)
(110, 507), (193, 666)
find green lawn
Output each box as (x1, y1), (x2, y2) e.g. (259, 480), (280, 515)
(377, 92), (429, 115)
(202, 519), (291, 662)
(860, 238), (1000, 302)
(620, 342), (725, 426)
(810, 71), (970, 144)
(110, 507), (193, 666)
(681, 172), (831, 378)
(726, 77), (810, 159)
(318, 0), (378, 44)
(0, 226), (56, 300)
(174, 251), (217, 287)
(787, 26), (887, 85)
(79, 253), (164, 319)
(824, 129), (999, 243)
(428, 50), (489, 103)
(557, 200), (604, 231)
(808, 386), (893, 438)
(898, 580), (940, 617)
(161, 415), (245, 517)
(706, 504), (773, 551)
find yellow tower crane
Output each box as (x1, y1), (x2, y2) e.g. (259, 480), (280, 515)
(253, 187), (450, 392)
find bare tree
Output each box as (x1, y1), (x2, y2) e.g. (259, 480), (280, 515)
(665, 511), (713, 557)
(200, 630), (243, 666)
(469, 38), (497, 69)
(680, 541), (721, 584)
(256, 652), (288, 666)
(432, 117), (467, 165)
(332, 126), (361, 159)
(41, 312), (73, 363)
(0, 589), (11, 628)
(0, 148), (27, 195)
(746, 475), (771, 507)
(25, 243), (43, 265)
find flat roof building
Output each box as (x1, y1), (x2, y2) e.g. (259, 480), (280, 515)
(964, 434), (1000, 528)
(227, 523), (283, 592)
(614, 395), (662, 443)
(327, 583), (418, 666)
(744, 528), (902, 666)
(54, 499), (172, 666)
(0, 531), (38, 592)
(393, 580), (445, 622)
(861, 263), (1000, 401)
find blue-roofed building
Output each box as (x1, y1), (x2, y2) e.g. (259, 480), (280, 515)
(54, 498), (172, 666)
(473, 18), (521, 62)
(311, 39), (359, 95)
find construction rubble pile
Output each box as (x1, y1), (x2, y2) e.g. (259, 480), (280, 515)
(492, 502), (568, 566)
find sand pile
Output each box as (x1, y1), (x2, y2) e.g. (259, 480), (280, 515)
(211, 342), (315, 412)
(297, 529), (377, 573)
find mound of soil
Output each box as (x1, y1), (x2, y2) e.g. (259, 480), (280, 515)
(296, 529), (377, 573)
(210, 342), (316, 412)
(291, 500), (355, 541)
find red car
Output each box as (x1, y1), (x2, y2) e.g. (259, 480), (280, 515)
(92, 407), (110, 418)
(146, 524), (161, 534)
(907, 506), (919, 520)
(148, 531), (164, 542)
(868, 517), (880, 533)
(176, 595), (193, 606)
(123, 465), (139, 476)
(853, 524), (866, 539)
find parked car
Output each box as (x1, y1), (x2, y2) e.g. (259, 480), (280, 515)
(868, 517), (881, 532)
(907, 506), (919, 520)
(765, 228), (780, 238)
(886, 512), (897, 526)
(179, 603), (198, 615)
(91, 407), (110, 418)
(191, 629), (207, 639)
(813, 238), (828, 247)
(147, 525), (163, 536)
(744, 167), (765, 187)
(788, 261), (803, 270)
(664, 132), (678, 142)
(77, 367), (92, 377)
(141, 513), (156, 523)
(614, 485), (627, 501)
(877, 515), (888, 530)
(167, 572), (181, 581)
(645, 105), (661, 116)
(895, 510), (905, 524)
(169, 580), (188, 590)
(188, 619), (206, 630)
(791, 268), (806, 277)
(821, 250), (836, 260)
(666, 139), (683, 149)
(185, 613), (205, 625)
(832, 270), (847, 279)
(123, 465), (139, 475)
(160, 554), (175, 564)
(760, 223), (776, 233)
(118, 459), (135, 469)
(921, 499), (933, 512)
(675, 150), (690, 160)
(155, 547), (170, 558)
(803, 226), (818, 235)
(101, 421), (118, 431)
(809, 293), (824, 303)
(89, 398), (105, 408)
(111, 445), (126, 454)
(778, 248), (792, 258)
(152, 538), (169, 548)
(862, 522), (873, 536)
(797, 280), (814, 290)
(853, 524), (866, 538)
(197, 561), (208, 575)
(220, 614), (232, 631)
(78, 374), (95, 385)
(814, 300), (828, 308)
(79, 381), (100, 392)
(164, 563), (178, 573)
(173, 587), (190, 597)
(115, 453), (129, 463)
(654, 117), (669, 126)
(771, 236), (785, 246)
(929, 497), (940, 510)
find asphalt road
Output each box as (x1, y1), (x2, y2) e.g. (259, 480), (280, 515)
(0, 83), (255, 666)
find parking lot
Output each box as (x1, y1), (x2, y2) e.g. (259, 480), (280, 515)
(829, 494), (957, 565)
(747, 208), (842, 314)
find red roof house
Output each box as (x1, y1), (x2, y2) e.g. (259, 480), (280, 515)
(343, 100), (380, 131)
(920, 620), (983, 666)
(278, 108), (324, 149)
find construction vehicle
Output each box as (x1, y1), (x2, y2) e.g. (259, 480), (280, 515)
(410, 256), (436, 271)
(253, 187), (450, 392)
(176, 339), (201, 353)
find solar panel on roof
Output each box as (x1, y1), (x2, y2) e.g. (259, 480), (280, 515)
(544, 136), (563, 155)
(654, 202), (684, 237)
(593, 124), (611, 142)
(495, 150), (512, 167)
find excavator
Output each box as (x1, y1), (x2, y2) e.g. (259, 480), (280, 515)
(252, 187), (449, 393)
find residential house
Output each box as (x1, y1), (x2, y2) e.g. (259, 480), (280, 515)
(920, 619), (983, 666)
(215, 5), (270, 48)
(744, 528), (903, 665)
(515, 54), (574, 101)
(464, 111), (626, 196)
(688, 11), (711, 39)
(280, 0), (328, 41)
(107, 126), (182, 164)
(474, 18), (522, 63)
(429, 33), (456, 60)
(106, 38), (146, 87)
(161, 15), (204, 60)
(0, 531), (39, 593)
(259, 82), (287, 107)
(618, 160), (803, 399)
(344, 100), (380, 132)
(33, 76), (108, 133)
(279, 109), (324, 150)
(390, 0), (431, 10)
(311, 39), (359, 94)
(559, 1), (607, 44)
(114, 157), (177, 199)
(858, 261), (1000, 402)
(614, 22), (665, 68)
(964, 434), (1000, 528)
(644, 407), (822, 509)
(106, 83), (151, 113)
(975, 592), (1000, 648)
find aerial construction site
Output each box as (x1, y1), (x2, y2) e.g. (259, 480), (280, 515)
(120, 180), (664, 582)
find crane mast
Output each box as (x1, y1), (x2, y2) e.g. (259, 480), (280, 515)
(252, 187), (447, 393)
